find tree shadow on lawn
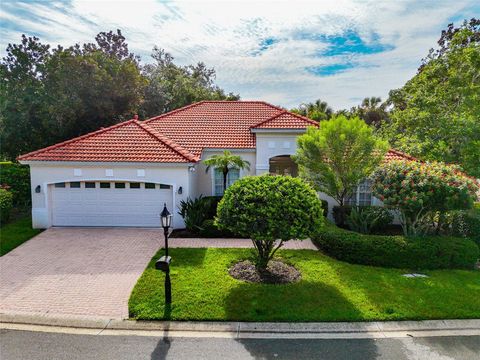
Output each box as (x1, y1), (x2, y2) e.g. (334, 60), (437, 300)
(224, 280), (379, 359)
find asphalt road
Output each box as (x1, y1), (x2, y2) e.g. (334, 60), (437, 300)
(1, 330), (479, 360)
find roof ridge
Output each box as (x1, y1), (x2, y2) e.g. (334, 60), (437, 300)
(388, 148), (418, 161)
(143, 101), (206, 124)
(17, 119), (137, 161)
(249, 110), (287, 129)
(250, 109), (318, 129)
(134, 120), (199, 162)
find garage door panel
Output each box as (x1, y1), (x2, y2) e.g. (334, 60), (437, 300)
(51, 182), (173, 227)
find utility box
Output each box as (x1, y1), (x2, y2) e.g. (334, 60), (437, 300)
(155, 256), (172, 272)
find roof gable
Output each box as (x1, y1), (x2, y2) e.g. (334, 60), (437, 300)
(251, 111), (318, 129)
(18, 119), (198, 163)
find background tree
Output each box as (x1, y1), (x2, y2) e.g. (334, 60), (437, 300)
(381, 19), (480, 177)
(352, 97), (389, 128)
(372, 160), (479, 236)
(216, 175), (323, 269)
(294, 115), (388, 206)
(291, 99), (333, 121)
(140, 47), (239, 117)
(204, 150), (250, 194)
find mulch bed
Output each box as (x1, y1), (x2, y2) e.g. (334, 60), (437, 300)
(229, 260), (301, 284)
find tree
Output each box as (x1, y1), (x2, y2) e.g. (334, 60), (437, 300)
(294, 115), (388, 206)
(204, 150), (250, 194)
(140, 47), (239, 117)
(353, 97), (389, 128)
(0, 31), (145, 160)
(291, 99), (333, 121)
(216, 175), (323, 269)
(372, 160), (479, 236)
(382, 19), (480, 177)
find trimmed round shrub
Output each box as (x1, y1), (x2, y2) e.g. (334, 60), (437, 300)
(312, 223), (479, 270)
(0, 189), (14, 223)
(217, 175), (323, 269)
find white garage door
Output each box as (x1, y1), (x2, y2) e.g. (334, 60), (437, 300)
(51, 181), (173, 227)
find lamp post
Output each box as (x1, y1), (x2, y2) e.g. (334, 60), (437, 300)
(156, 203), (173, 304)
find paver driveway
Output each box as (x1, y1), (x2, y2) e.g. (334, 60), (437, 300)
(0, 228), (163, 320)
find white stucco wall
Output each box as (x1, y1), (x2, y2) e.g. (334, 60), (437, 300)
(254, 132), (304, 175)
(193, 149), (256, 198)
(24, 162), (192, 229)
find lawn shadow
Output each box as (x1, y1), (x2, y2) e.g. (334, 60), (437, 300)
(224, 280), (379, 359)
(150, 304), (172, 360)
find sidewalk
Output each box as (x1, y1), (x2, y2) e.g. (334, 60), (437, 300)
(1, 313), (479, 339)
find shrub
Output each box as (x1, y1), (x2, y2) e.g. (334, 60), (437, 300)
(372, 160), (479, 236)
(442, 209), (480, 246)
(312, 223), (479, 270)
(346, 206), (394, 234)
(198, 219), (234, 238)
(0, 163), (31, 206)
(217, 175), (324, 269)
(178, 196), (222, 233)
(332, 205), (352, 227)
(320, 200), (329, 218)
(0, 189), (14, 223)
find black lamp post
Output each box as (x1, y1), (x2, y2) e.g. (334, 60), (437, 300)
(156, 203), (173, 304)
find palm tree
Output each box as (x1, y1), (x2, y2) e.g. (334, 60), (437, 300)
(294, 99), (333, 121)
(204, 150), (250, 194)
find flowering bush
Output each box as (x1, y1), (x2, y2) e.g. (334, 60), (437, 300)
(372, 160), (478, 236)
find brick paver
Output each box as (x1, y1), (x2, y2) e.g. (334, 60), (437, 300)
(0, 228), (317, 320)
(0, 228), (163, 320)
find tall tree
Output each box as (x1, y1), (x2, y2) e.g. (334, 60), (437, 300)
(353, 97), (389, 127)
(291, 99), (333, 121)
(140, 47), (239, 118)
(382, 19), (480, 177)
(294, 116), (388, 206)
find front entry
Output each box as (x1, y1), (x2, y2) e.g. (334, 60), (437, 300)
(269, 155), (298, 177)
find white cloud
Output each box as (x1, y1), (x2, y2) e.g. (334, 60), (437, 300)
(1, 0), (478, 109)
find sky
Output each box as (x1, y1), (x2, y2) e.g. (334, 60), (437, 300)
(1, 0), (478, 109)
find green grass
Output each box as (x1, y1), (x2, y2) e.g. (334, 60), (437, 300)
(129, 248), (480, 322)
(0, 216), (42, 256)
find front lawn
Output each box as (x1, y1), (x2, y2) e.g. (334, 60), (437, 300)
(129, 248), (480, 322)
(0, 216), (42, 256)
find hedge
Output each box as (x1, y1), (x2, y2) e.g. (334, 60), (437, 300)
(0, 189), (14, 223)
(0, 163), (31, 206)
(312, 222), (479, 270)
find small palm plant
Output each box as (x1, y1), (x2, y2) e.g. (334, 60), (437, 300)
(204, 150), (250, 194)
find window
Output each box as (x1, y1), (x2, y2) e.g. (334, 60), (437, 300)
(145, 183), (156, 189)
(100, 182), (111, 189)
(214, 168), (240, 196)
(54, 182), (65, 188)
(130, 182), (140, 189)
(105, 169), (113, 177)
(137, 169), (145, 177)
(345, 179), (373, 206)
(74, 168), (82, 176)
(115, 182), (126, 189)
(85, 182), (96, 189)
(70, 182), (81, 188)
(159, 184), (171, 189)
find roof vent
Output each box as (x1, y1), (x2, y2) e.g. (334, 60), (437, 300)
(134, 114), (139, 120)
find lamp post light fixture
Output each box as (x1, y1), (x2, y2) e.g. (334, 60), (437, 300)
(156, 203), (173, 304)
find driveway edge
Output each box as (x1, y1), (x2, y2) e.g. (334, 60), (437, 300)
(1, 313), (479, 338)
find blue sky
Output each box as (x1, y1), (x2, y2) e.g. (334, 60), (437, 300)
(1, 0), (478, 109)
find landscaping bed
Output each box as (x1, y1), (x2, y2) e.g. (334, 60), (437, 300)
(129, 248), (480, 322)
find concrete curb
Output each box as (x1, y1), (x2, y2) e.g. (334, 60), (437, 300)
(1, 313), (479, 339)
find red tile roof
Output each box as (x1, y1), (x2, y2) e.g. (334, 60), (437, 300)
(18, 119), (198, 163)
(384, 149), (418, 162)
(18, 100), (417, 164)
(251, 111), (318, 129)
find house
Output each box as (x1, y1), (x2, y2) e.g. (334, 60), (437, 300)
(19, 100), (415, 229)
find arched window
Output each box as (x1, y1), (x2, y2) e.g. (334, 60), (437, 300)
(269, 155), (298, 177)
